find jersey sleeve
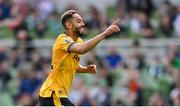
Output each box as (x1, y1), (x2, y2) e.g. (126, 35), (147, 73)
(55, 35), (76, 52)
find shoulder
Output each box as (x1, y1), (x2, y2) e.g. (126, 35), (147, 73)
(77, 37), (83, 44)
(57, 34), (67, 40)
(56, 34), (71, 43)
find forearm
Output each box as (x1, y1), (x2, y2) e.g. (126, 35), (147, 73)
(80, 32), (107, 53)
(69, 32), (107, 54)
(76, 64), (88, 73)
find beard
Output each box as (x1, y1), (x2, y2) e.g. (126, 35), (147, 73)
(74, 26), (86, 37)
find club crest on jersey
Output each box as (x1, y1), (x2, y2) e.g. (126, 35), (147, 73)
(73, 54), (80, 61)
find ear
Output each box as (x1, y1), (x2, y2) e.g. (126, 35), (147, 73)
(65, 22), (73, 29)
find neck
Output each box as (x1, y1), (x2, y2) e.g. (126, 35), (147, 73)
(65, 30), (78, 41)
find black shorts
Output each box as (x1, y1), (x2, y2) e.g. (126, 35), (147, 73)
(38, 93), (74, 106)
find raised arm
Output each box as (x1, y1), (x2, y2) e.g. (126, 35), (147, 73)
(69, 19), (120, 54)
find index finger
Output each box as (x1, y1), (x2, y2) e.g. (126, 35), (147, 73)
(112, 19), (120, 25)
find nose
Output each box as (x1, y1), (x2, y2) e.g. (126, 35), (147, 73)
(82, 22), (85, 27)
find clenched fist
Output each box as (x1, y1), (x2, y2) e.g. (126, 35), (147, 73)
(86, 65), (97, 74)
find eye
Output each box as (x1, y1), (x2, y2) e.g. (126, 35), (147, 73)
(77, 19), (82, 23)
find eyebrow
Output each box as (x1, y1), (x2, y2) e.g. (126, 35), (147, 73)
(76, 19), (82, 21)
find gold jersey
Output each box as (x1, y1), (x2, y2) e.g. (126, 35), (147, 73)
(39, 34), (83, 98)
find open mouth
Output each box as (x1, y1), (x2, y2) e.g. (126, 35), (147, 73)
(79, 25), (85, 29)
(78, 27), (86, 35)
(79, 27), (85, 32)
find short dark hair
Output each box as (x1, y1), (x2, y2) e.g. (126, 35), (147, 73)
(60, 10), (77, 27)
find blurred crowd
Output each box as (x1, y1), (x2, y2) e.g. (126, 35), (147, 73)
(0, 0), (180, 106)
(69, 41), (180, 106)
(1, 0), (180, 39)
(0, 37), (180, 106)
